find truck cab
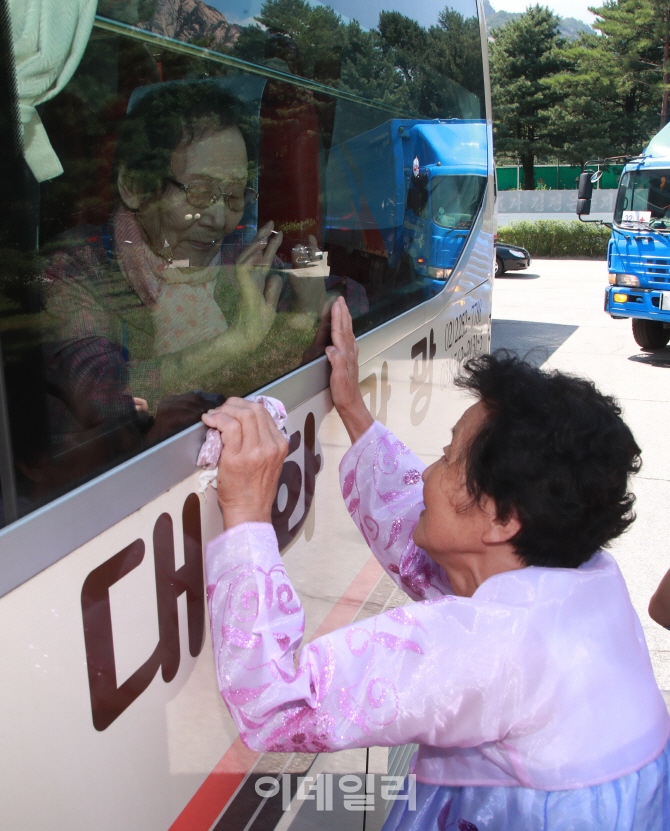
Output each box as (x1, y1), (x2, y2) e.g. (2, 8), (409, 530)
(602, 125), (670, 348)
(324, 118), (488, 321)
(400, 122), (488, 299)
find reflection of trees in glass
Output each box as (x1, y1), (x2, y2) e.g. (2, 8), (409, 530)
(230, 1), (485, 119)
(254, 0), (344, 85)
(378, 8), (485, 117)
(98, 0), (158, 26)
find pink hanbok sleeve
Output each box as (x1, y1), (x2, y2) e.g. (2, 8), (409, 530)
(340, 421), (452, 599)
(206, 522), (520, 755)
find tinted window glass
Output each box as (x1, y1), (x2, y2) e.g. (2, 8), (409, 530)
(615, 170), (670, 228)
(0, 0), (487, 525)
(431, 175), (487, 228)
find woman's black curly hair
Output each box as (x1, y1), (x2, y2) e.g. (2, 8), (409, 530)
(455, 352), (641, 568)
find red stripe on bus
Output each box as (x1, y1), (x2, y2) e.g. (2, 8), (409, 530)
(168, 738), (259, 831)
(168, 553), (384, 831)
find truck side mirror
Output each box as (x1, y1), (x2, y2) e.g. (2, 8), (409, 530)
(577, 172), (593, 216)
(578, 172), (593, 200)
(406, 172), (429, 216)
(407, 187), (427, 215)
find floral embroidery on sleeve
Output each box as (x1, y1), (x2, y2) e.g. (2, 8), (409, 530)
(207, 523), (430, 753)
(340, 423), (452, 599)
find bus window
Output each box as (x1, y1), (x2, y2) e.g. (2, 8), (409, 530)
(0, 0), (487, 527)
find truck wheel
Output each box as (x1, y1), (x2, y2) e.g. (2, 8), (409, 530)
(495, 257), (505, 277)
(632, 319), (670, 349)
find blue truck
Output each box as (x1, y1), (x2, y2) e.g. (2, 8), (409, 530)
(324, 118), (488, 304)
(582, 124), (670, 349)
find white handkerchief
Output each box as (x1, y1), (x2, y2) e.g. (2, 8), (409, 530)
(196, 395), (289, 496)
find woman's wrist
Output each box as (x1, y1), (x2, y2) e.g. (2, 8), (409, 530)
(220, 503), (273, 529)
(338, 405), (374, 444)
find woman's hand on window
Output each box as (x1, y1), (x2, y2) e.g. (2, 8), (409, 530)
(202, 397), (289, 529)
(326, 297), (373, 444)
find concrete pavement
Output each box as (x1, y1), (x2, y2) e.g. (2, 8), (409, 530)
(491, 259), (670, 688)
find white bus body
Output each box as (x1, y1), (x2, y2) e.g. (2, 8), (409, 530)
(0, 1), (494, 827)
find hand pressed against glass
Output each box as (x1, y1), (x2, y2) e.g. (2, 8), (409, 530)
(326, 297), (374, 443)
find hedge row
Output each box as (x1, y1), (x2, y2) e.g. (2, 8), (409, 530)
(497, 220), (611, 259)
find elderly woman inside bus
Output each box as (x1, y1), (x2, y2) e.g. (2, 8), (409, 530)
(28, 81), (341, 505)
(40, 83), (288, 449)
(201, 298), (670, 830)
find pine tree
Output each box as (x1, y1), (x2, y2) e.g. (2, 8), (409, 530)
(545, 29), (656, 163)
(376, 8), (485, 119)
(589, 0), (670, 129)
(253, 0), (345, 85)
(591, 0), (670, 127)
(490, 5), (569, 189)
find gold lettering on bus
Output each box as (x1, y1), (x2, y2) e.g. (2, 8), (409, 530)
(360, 361), (391, 425)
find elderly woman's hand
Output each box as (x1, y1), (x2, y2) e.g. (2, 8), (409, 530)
(233, 221), (284, 347)
(202, 397), (289, 529)
(326, 297), (373, 443)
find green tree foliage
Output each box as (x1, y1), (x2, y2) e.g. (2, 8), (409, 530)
(490, 5), (570, 189)
(338, 21), (411, 111)
(544, 30), (656, 164)
(228, 0), (485, 124)
(254, 0), (345, 84)
(489, 0), (670, 173)
(590, 0), (670, 128)
(534, 0), (668, 167)
(376, 8), (484, 118)
(377, 10), (428, 83)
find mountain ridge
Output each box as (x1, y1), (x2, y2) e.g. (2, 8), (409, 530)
(482, 0), (595, 41)
(137, 0), (241, 49)
(107, 0), (595, 50)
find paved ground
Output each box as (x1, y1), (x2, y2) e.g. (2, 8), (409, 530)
(492, 259), (670, 688)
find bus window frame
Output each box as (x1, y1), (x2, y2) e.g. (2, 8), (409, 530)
(0, 185), (490, 599)
(94, 16), (414, 119)
(0, 6), (493, 599)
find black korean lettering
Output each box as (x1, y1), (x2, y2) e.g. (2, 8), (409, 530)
(272, 412), (322, 552)
(410, 330), (436, 426)
(81, 493), (204, 731)
(359, 361), (391, 424)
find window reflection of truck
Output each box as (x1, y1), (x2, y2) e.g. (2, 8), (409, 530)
(578, 123), (670, 349)
(324, 119), (487, 322)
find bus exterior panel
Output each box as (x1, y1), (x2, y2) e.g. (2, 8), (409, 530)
(0, 278), (492, 831)
(0, 0), (494, 828)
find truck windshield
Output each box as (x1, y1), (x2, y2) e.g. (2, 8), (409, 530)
(431, 174), (487, 229)
(614, 170), (670, 228)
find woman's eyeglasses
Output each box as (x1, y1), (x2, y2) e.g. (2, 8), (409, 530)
(168, 179), (259, 211)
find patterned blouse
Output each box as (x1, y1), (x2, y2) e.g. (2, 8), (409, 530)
(205, 421), (670, 830)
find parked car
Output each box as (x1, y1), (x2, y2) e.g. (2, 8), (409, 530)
(495, 242), (531, 276)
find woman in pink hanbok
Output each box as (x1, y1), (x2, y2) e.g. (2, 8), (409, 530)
(202, 297), (670, 830)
